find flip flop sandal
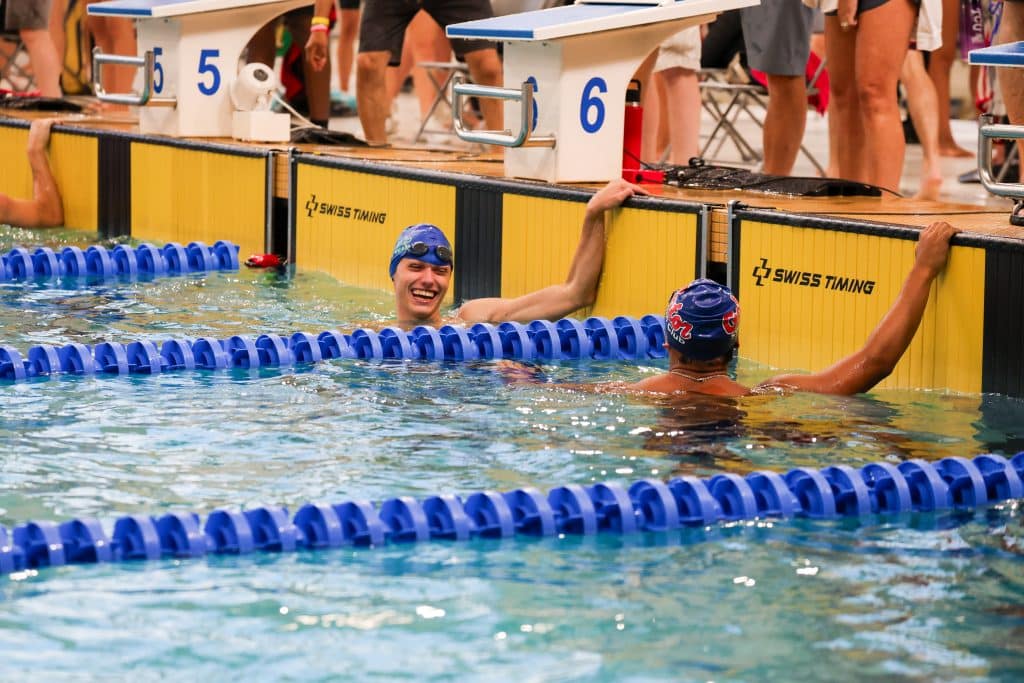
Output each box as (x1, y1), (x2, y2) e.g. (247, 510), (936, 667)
(1012, 199), (1024, 227)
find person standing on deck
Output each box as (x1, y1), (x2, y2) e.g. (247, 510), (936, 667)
(346, 0), (503, 146)
(388, 179), (648, 327)
(0, 119), (64, 229)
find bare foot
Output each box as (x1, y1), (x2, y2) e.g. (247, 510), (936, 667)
(939, 142), (974, 158)
(913, 174), (943, 201)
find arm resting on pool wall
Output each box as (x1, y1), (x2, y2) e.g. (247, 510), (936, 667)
(0, 119), (64, 229)
(759, 221), (960, 396)
(457, 179), (649, 324)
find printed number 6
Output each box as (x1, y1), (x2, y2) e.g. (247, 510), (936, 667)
(579, 77), (606, 134)
(152, 47), (164, 94)
(197, 49), (221, 96)
(526, 76), (539, 132)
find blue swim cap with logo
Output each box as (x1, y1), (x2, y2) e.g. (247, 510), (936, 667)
(664, 279), (740, 360)
(388, 223), (453, 279)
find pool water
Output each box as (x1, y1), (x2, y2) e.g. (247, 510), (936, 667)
(1, 228), (1023, 681)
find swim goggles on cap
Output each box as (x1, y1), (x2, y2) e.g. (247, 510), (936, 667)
(406, 241), (453, 265)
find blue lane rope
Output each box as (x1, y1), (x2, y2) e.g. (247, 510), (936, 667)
(2, 453), (1021, 576)
(0, 240), (239, 283)
(0, 315), (669, 381)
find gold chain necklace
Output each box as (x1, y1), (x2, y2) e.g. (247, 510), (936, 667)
(669, 368), (730, 383)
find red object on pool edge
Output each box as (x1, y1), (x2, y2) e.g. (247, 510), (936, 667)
(245, 254), (284, 268)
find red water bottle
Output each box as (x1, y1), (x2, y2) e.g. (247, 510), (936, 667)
(621, 79), (664, 184)
(622, 79), (643, 177)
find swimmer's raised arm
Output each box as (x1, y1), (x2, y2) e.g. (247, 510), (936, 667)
(456, 179), (648, 324)
(758, 221), (960, 396)
(0, 119), (64, 229)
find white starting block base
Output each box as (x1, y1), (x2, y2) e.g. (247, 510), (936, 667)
(233, 111), (291, 142)
(448, 0), (755, 183)
(90, 0), (310, 138)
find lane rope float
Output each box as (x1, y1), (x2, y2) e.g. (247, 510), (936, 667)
(1, 453), (1021, 576)
(0, 315), (668, 381)
(0, 240), (239, 283)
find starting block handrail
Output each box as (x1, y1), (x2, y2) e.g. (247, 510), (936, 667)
(92, 48), (176, 107)
(452, 77), (555, 148)
(978, 114), (1024, 199)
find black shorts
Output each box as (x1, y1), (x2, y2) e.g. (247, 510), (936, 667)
(825, 0), (891, 16)
(359, 0), (495, 65)
(339, 0), (360, 10)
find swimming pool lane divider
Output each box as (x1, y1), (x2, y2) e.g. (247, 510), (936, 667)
(0, 315), (668, 381)
(0, 240), (239, 283)
(2, 453), (1022, 576)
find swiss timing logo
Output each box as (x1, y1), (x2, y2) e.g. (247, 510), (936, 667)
(305, 194), (319, 218)
(752, 258), (771, 287)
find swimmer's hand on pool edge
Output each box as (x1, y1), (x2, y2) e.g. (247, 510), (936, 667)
(0, 118), (64, 229)
(456, 179), (648, 325)
(758, 221), (960, 396)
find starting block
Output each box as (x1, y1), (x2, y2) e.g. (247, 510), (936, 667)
(969, 42), (1024, 199)
(446, 0), (756, 183)
(88, 0), (312, 138)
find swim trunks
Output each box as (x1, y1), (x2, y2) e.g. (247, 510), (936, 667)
(741, 0), (815, 77)
(4, 0), (52, 31)
(360, 0), (495, 65)
(654, 27), (702, 73)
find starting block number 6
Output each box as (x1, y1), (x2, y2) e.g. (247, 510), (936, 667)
(580, 77), (607, 134)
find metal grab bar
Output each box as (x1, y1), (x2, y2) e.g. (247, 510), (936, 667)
(451, 77), (555, 148)
(92, 48), (176, 108)
(978, 113), (1024, 198)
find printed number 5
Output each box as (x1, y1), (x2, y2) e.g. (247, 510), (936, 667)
(579, 77), (606, 134)
(197, 49), (220, 96)
(152, 47), (164, 94)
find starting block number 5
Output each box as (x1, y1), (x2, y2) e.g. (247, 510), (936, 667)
(151, 47), (222, 97)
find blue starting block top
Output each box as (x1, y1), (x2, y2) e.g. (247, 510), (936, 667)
(88, 0), (308, 18)
(447, 0), (754, 41)
(969, 42), (1024, 68)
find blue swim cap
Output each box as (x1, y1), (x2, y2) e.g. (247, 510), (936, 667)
(388, 223), (453, 279)
(665, 279), (739, 360)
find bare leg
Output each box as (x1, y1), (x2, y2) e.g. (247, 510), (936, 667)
(337, 8), (360, 93)
(928, 0), (972, 157)
(357, 50), (392, 144)
(997, 3), (1024, 165)
(20, 29), (61, 97)
(85, 5), (136, 108)
(463, 48), (503, 132)
(385, 33), (415, 104)
(810, 32), (840, 177)
(50, 0), (67, 72)
(290, 18), (330, 124)
(762, 74), (806, 175)
(852, 0), (916, 192)
(406, 11), (452, 120)
(661, 67), (701, 164)
(825, 17), (869, 182)
(901, 50), (943, 200)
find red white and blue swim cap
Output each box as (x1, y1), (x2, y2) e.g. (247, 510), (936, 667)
(389, 224), (453, 278)
(665, 279), (739, 360)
